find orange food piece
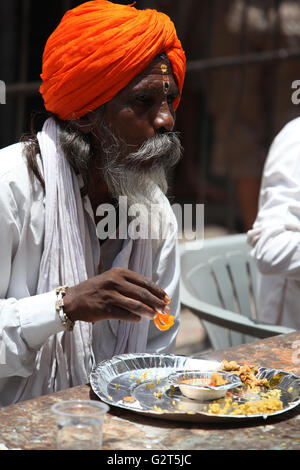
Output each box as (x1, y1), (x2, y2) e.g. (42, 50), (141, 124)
(180, 378), (211, 386)
(153, 310), (175, 331)
(180, 372), (227, 388)
(210, 372), (227, 386)
(123, 396), (135, 403)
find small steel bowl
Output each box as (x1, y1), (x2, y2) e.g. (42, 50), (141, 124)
(168, 370), (242, 401)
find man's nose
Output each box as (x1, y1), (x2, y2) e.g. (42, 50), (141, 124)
(152, 101), (175, 133)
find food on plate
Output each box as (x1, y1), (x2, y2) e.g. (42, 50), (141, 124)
(123, 396), (135, 403)
(179, 371), (227, 387)
(208, 389), (283, 416)
(220, 360), (269, 390)
(221, 360), (240, 371)
(209, 371), (228, 386)
(203, 360), (284, 415)
(168, 370), (240, 401)
(110, 357), (289, 418)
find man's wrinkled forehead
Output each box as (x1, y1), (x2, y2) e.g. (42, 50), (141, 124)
(134, 55), (172, 80)
(125, 55), (179, 95)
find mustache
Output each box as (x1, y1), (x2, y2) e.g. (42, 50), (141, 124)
(93, 117), (182, 170)
(91, 120), (183, 208)
(121, 132), (183, 170)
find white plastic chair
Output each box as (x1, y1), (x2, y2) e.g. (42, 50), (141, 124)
(180, 233), (295, 350)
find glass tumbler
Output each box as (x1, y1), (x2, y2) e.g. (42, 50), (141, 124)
(52, 399), (109, 450)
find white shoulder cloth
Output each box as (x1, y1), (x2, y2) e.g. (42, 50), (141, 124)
(15, 117), (155, 399)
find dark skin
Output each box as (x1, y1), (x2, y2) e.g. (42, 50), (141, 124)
(87, 58), (179, 214)
(63, 58), (180, 324)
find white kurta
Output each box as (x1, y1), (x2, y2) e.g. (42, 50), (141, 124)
(248, 117), (300, 330)
(0, 142), (180, 407)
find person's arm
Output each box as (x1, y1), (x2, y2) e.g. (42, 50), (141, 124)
(0, 177), (173, 379)
(0, 180), (64, 378)
(248, 119), (300, 279)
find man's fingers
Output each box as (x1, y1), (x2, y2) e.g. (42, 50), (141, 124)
(122, 270), (169, 303)
(108, 305), (142, 323)
(117, 281), (169, 313)
(111, 293), (157, 320)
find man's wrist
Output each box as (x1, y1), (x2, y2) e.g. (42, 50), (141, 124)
(62, 286), (78, 322)
(55, 286), (76, 331)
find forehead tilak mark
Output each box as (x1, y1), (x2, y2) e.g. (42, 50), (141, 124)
(160, 64), (170, 95)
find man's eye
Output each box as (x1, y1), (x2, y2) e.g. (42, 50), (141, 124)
(134, 94), (151, 104)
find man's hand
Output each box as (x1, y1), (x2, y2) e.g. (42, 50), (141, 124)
(63, 267), (170, 324)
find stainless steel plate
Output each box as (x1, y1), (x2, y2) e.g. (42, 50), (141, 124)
(89, 353), (300, 423)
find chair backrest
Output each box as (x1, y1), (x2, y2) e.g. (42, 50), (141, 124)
(180, 234), (259, 349)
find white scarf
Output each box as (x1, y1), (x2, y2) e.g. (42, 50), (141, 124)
(15, 117), (151, 400)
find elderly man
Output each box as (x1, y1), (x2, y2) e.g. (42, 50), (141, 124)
(0, 0), (186, 406)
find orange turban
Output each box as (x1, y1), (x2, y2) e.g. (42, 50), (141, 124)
(40, 0), (186, 121)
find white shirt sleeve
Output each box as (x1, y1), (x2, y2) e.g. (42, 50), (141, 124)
(0, 178), (63, 378)
(248, 118), (300, 279)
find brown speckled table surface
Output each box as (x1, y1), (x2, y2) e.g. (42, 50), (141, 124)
(0, 331), (300, 451)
